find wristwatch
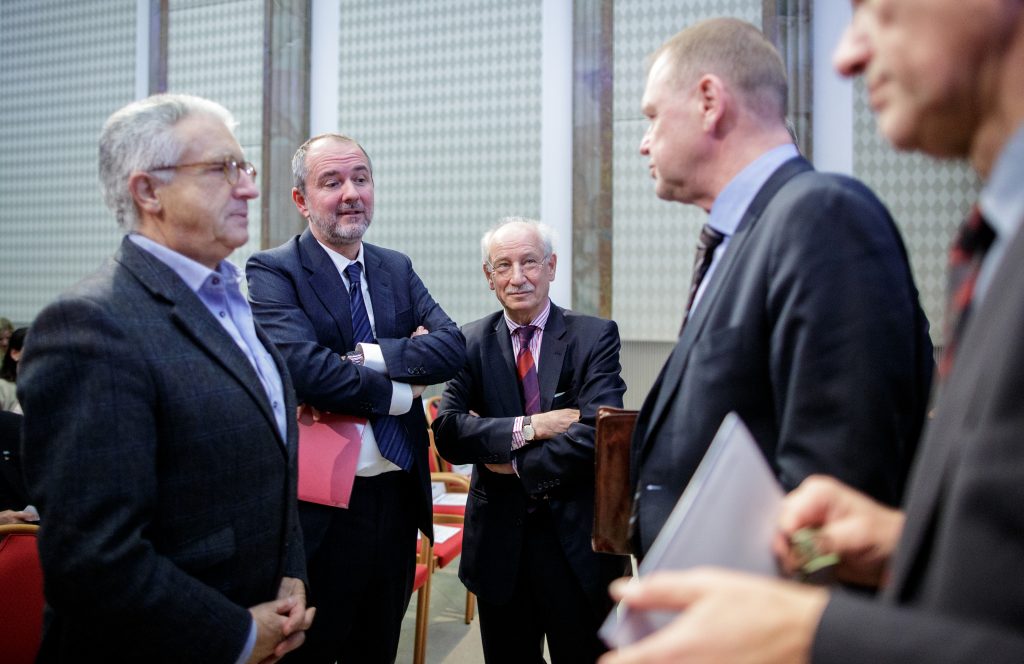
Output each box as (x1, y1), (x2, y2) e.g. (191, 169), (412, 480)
(522, 416), (536, 441)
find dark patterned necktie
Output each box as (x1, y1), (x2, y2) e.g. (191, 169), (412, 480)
(345, 262), (413, 471)
(680, 223), (726, 334)
(939, 205), (995, 380)
(515, 325), (541, 415)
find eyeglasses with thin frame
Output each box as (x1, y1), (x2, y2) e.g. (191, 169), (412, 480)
(486, 255), (550, 277)
(149, 157), (257, 185)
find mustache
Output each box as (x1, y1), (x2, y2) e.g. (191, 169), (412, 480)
(504, 284), (535, 295)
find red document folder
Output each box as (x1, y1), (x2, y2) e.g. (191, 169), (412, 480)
(297, 412), (364, 508)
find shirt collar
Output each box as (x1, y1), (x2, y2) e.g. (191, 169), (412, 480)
(504, 299), (552, 334)
(979, 122), (1024, 242)
(317, 239), (366, 277)
(708, 143), (801, 236)
(128, 233), (239, 293)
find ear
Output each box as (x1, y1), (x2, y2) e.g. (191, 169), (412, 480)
(546, 253), (558, 281)
(292, 187), (310, 218)
(128, 171), (162, 216)
(696, 74), (727, 133)
(483, 263), (496, 291)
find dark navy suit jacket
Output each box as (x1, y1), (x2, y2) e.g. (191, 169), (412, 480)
(631, 157), (934, 556)
(246, 228), (465, 538)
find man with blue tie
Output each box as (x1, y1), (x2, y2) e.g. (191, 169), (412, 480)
(246, 133), (466, 664)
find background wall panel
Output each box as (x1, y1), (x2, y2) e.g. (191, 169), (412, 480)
(0, 0), (135, 324)
(335, 0), (543, 328)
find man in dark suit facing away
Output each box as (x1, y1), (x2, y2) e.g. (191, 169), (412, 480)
(18, 94), (313, 663)
(246, 133), (465, 664)
(629, 18), (933, 558)
(432, 217), (627, 664)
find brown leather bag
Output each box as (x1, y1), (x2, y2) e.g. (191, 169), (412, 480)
(592, 406), (639, 555)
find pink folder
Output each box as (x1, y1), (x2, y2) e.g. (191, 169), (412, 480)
(297, 412), (364, 508)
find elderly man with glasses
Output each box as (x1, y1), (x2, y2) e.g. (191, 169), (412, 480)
(432, 217), (628, 664)
(18, 93), (313, 663)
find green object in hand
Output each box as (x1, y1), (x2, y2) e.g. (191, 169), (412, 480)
(791, 527), (839, 582)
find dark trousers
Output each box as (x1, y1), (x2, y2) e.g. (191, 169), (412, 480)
(476, 504), (608, 664)
(284, 471), (419, 664)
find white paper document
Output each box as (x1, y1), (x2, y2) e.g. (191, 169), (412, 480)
(599, 412), (784, 648)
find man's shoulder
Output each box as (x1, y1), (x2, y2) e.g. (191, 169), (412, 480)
(363, 242), (413, 268)
(247, 234), (303, 267)
(773, 168), (887, 214)
(559, 307), (614, 328)
(461, 310), (505, 339)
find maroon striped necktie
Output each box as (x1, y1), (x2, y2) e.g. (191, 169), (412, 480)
(681, 223), (726, 334)
(939, 205), (995, 380)
(515, 325), (541, 415)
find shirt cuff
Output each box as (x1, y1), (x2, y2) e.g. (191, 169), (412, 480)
(234, 617), (257, 664)
(358, 342), (387, 375)
(390, 381), (413, 415)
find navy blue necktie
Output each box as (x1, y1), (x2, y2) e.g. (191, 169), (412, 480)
(345, 262), (414, 471)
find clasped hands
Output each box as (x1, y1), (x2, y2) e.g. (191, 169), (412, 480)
(485, 407), (579, 475)
(247, 576), (315, 663)
(599, 475), (906, 664)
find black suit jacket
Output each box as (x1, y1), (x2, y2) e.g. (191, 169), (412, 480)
(18, 237), (306, 663)
(813, 221), (1024, 662)
(632, 157), (933, 555)
(246, 228), (466, 538)
(432, 304), (627, 607)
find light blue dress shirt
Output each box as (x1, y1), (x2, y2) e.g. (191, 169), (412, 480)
(977, 123), (1024, 304)
(691, 143), (801, 313)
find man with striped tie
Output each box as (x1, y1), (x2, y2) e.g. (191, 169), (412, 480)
(246, 134), (465, 664)
(433, 217), (628, 664)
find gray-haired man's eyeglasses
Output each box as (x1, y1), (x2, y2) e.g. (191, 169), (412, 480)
(149, 158), (257, 185)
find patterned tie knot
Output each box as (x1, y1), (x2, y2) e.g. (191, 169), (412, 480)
(516, 324), (537, 347)
(345, 261), (363, 286)
(697, 223), (725, 253)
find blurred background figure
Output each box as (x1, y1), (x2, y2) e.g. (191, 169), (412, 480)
(0, 327), (26, 413)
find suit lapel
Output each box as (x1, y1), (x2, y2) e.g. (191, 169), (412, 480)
(638, 157), (813, 455)
(363, 245), (396, 341)
(538, 305), (568, 412)
(299, 229), (354, 347)
(118, 238), (285, 450)
(489, 314), (525, 415)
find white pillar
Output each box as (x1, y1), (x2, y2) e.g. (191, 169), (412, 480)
(812, 0), (853, 175)
(541, 0), (573, 307)
(309, 0), (340, 136)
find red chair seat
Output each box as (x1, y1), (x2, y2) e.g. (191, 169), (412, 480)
(0, 525), (44, 664)
(431, 528), (463, 568)
(413, 562), (429, 591)
(432, 503), (465, 516)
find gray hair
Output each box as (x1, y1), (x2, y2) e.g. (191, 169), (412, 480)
(291, 133), (373, 195)
(480, 216), (556, 266)
(650, 17), (788, 122)
(98, 93), (237, 231)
